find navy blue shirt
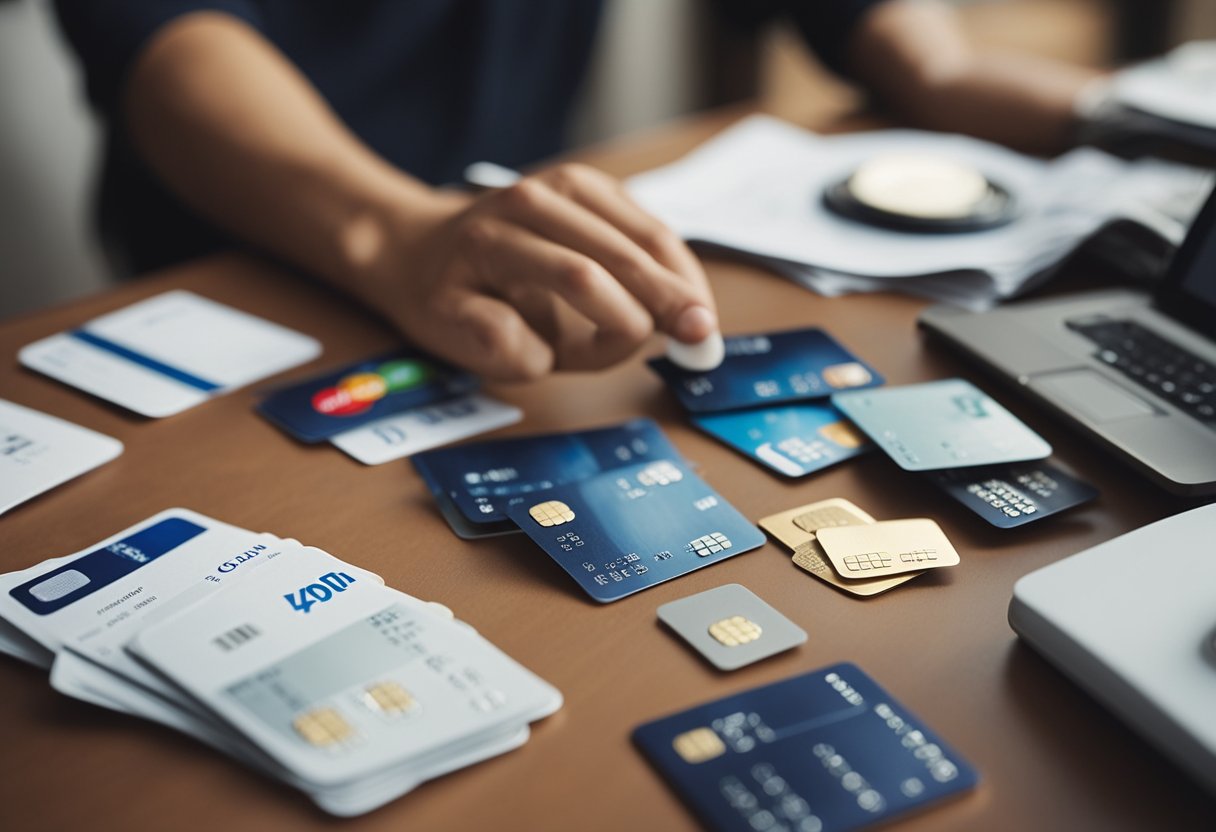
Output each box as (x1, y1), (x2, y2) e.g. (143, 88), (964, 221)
(53, 0), (880, 273)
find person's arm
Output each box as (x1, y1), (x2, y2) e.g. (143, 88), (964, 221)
(846, 0), (1101, 154)
(123, 12), (717, 380)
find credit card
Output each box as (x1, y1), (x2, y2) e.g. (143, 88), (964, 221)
(758, 499), (923, 597)
(505, 459), (765, 603)
(0, 398), (123, 515)
(648, 327), (883, 414)
(832, 378), (1051, 471)
(130, 547), (561, 789)
(657, 584), (806, 671)
(258, 350), (478, 443)
(19, 290), (321, 418)
(330, 393), (522, 465)
(816, 519), (960, 579)
(633, 663), (979, 832)
(412, 419), (681, 531)
(926, 460), (1098, 528)
(692, 403), (870, 477)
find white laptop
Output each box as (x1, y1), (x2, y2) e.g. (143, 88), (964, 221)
(1009, 503), (1216, 796)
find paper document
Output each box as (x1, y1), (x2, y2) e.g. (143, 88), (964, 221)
(629, 116), (1213, 309)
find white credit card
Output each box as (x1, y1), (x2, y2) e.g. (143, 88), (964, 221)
(330, 393), (522, 465)
(0, 399), (123, 515)
(0, 508), (272, 656)
(131, 547), (562, 788)
(19, 290), (322, 417)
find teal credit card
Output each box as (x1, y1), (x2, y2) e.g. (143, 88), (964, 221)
(832, 378), (1051, 471)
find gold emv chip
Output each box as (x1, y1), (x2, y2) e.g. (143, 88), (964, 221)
(528, 500), (575, 527)
(672, 727), (726, 764)
(293, 707), (354, 747)
(364, 681), (417, 714)
(708, 615), (763, 647)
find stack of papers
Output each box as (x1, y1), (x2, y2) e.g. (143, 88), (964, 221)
(0, 509), (560, 816)
(1090, 40), (1216, 156)
(629, 116), (1213, 309)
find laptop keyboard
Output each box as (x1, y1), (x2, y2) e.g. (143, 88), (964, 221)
(1067, 319), (1216, 429)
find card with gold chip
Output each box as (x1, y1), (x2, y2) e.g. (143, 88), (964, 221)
(506, 458), (765, 603)
(633, 663), (979, 832)
(691, 403), (871, 478)
(657, 584), (806, 671)
(816, 518), (960, 579)
(759, 499), (924, 596)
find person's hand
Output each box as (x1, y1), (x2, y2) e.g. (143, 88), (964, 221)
(353, 163), (718, 381)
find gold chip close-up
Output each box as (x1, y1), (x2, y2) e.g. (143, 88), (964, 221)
(708, 615), (763, 647)
(292, 707), (354, 747)
(528, 500), (575, 527)
(364, 681), (417, 715)
(671, 727), (727, 764)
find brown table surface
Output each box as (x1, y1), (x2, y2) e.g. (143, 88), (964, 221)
(1, 110), (1213, 832)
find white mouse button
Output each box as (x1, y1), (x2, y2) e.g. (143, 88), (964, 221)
(667, 332), (725, 372)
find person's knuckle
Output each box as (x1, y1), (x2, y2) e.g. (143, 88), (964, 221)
(501, 178), (546, 211)
(641, 224), (681, 257)
(547, 162), (592, 194)
(457, 216), (496, 250)
(555, 257), (602, 297)
(503, 343), (553, 382)
(617, 311), (654, 346)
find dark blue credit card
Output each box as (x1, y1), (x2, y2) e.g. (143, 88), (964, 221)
(411, 419), (682, 532)
(927, 460), (1098, 528)
(258, 350), (477, 442)
(692, 403), (871, 478)
(506, 458), (765, 603)
(648, 328), (883, 414)
(634, 663), (979, 832)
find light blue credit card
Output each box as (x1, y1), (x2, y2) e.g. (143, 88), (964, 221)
(831, 378), (1051, 471)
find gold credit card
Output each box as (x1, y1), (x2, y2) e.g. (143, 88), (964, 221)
(758, 498), (874, 551)
(759, 498), (923, 597)
(816, 518), (960, 579)
(792, 541), (922, 597)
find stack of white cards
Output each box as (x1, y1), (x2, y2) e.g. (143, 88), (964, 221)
(0, 509), (561, 816)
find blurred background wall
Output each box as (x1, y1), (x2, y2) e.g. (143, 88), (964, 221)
(1, 0), (1213, 319)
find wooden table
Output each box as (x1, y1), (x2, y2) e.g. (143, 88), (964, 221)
(1, 111), (1213, 832)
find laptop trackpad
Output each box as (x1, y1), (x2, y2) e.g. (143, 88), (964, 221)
(1029, 369), (1158, 423)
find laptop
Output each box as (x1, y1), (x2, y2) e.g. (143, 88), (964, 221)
(1008, 502), (1216, 797)
(919, 186), (1216, 496)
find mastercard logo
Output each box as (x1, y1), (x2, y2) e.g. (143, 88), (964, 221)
(311, 359), (433, 416)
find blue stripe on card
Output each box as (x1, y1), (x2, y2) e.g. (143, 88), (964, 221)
(69, 329), (221, 392)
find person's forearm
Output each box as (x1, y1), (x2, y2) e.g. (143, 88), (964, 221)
(124, 12), (456, 291)
(849, 0), (1102, 154)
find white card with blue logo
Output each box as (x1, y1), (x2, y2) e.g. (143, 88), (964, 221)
(330, 393), (523, 465)
(0, 510), (316, 728)
(19, 291), (322, 417)
(0, 398), (123, 515)
(130, 546), (562, 789)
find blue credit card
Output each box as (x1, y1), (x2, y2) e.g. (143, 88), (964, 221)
(648, 328), (883, 414)
(257, 350), (478, 442)
(634, 663), (979, 832)
(505, 458), (765, 603)
(832, 378), (1052, 471)
(927, 459), (1098, 528)
(411, 419), (682, 532)
(693, 403), (872, 478)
